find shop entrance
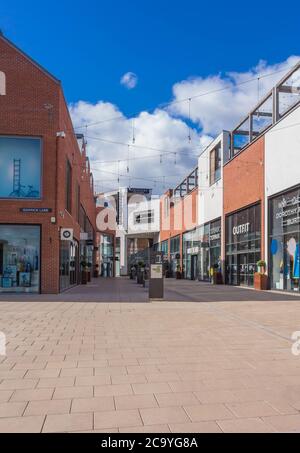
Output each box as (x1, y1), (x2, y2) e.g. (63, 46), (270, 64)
(269, 187), (300, 293)
(225, 204), (261, 288)
(284, 234), (300, 292)
(237, 252), (258, 287)
(191, 255), (198, 281)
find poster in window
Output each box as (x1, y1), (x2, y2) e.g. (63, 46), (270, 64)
(0, 137), (41, 199)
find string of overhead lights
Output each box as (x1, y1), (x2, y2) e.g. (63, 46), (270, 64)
(73, 67), (290, 131)
(85, 135), (210, 165)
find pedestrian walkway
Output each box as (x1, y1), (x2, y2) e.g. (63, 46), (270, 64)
(163, 279), (300, 302)
(0, 277), (300, 303)
(0, 298), (300, 432)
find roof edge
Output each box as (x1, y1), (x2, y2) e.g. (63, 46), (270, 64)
(0, 33), (61, 85)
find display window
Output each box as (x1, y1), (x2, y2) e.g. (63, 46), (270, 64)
(170, 235), (181, 277)
(101, 234), (114, 278)
(0, 137), (42, 200)
(225, 204), (261, 287)
(269, 187), (300, 292)
(60, 240), (79, 291)
(0, 225), (40, 293)
(183, 219), (221, 281)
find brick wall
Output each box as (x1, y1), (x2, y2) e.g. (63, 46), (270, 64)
(0, 35), (97, 293)
(160, 188), (198, 268)
(223, 136), (265, 260)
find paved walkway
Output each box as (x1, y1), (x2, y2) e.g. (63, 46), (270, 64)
(0, 277), (300, 303)
(0, 299), (300, 432)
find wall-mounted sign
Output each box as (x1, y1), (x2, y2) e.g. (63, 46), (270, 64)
(128, 188), (151, 195)
(20, 208), (52, 213)
(210, 225), (221, 242)
(233, 222), (250, 236)
(187, 247), (199, 255)
(276, 194), (300, 228)
(61, 228), (74, 241)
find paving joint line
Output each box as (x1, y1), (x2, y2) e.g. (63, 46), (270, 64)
(204, 303), (293, 344)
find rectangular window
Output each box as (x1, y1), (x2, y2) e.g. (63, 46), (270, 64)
(0, 225), (40, 293)
(66, 160), (72, 213)
(269, 187), (300, 293)
(164, 197), (170, 218)
(76, 183), (80, 223)
(0, 136), (42, 199)
(210, 143), (222, 186)
(134, 210), (154, 225)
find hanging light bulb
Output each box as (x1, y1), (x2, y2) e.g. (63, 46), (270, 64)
(174, 153), (177, 165)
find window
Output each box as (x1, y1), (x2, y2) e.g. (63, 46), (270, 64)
(210, 143), (222, 185)
(0, 225), (40, 293)
(134, 210), (154, 225)
(0, 137), (42, 199)
(164, 197), (170, 218)
(76, 183), (80, 223)
(66, 159), (72, 213)
(161, 240), (169, 255)
(170, 236), (180, 254)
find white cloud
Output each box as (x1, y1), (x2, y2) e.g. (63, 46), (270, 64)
(120, 72), (138, 90)
(70, 56), (300, 195)
(169, 56), (300, 135)
(69, 101), (208, 194)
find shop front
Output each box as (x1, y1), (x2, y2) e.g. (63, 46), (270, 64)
(60, 239), (79, 292)
(183, 219), (221, 281)
(101, 234), (114, 278)
(0, 224), (40, 293)
(269, 186), (300, 293)
(225, 204), (261, 287)
(169, 235), (180, 277)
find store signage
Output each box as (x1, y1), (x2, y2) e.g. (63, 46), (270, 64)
(61, 228), (74, 241)
(20, 208), (52, 213)
(128, 188), (151, 195)
(233, 222), (250, 236)
(276, 194), (300, 227)
(187, 246), (199, 255)
(210, 226), (221, 242)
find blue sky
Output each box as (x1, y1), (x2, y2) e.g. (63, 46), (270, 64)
(1, 1), (300, 193)
(1, 0), (299, 113)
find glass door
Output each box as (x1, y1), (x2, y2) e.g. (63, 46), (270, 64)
(191, 255), (198, 281)
(284, 234), (300, 292)
(239, 253), (248, 286)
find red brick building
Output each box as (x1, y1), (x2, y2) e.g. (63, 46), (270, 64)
(0, 34), (97, 294)
(223, 136), (265, 287)
(160, 169), (198, 277)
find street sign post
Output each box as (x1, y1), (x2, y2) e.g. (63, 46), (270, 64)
(149, 254), (164, 301)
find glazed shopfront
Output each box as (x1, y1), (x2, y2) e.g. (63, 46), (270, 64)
(183, 219), (222, 281)
(269, 186), (300, 293)
(0, 224), (40, 293)
(225, 204), (261, 287)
